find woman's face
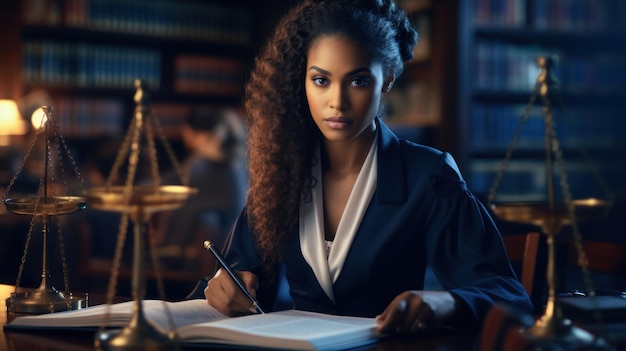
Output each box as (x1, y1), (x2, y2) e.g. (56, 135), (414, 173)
(305, 35), (390, 143)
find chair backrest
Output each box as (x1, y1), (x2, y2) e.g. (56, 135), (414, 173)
(567, 240), (626, 295)
(501, 232), (542, 296)
(568, 240), (626, 277)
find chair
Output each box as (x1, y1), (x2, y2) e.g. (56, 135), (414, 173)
(479, 303), (535, 351)
(501, 232), (545, 311)
(72, 211), (217, 300)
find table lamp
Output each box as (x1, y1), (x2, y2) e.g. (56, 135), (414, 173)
(0, 99), (27, 146)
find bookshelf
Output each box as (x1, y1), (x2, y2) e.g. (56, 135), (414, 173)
(458, 0), (626, 202)
(0, 0), (272, 298)
(3, 0), (259, 141)
(387, 0), (459, 150)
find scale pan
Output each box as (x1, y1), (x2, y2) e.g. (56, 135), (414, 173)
(3, 196), (87, 216)
(86, 185), (197, 214)
(491, 198), (611, 228)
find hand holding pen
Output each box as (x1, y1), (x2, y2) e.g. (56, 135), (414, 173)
(203, 241), (265, 314)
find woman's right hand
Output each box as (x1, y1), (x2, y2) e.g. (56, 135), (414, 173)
(204, 268), (260, 316)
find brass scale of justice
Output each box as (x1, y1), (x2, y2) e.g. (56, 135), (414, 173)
(488, 56), (613, 348)
(4, 79), (197, 350)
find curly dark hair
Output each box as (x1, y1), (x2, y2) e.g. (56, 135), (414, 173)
(243, 0), (418, 269)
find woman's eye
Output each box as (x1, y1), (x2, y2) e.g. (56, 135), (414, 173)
(312, 77), (328, 86)
(350, 77), (370, 87)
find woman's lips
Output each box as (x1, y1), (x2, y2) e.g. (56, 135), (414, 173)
(324, 117), (351, 129)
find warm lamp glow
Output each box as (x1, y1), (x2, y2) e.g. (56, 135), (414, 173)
(31, 107), (48, 129)
(0, 99), (28, 146)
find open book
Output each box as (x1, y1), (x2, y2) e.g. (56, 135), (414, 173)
(5, 299), (381, 350)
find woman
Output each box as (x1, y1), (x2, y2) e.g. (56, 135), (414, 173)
(202, 0), (533, 335)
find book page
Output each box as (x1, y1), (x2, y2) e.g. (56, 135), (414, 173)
(7, 300), (139, 328)
(178, 310), (379, 350)
(7, 299), (226, 331)
(144, 299), (227, 331)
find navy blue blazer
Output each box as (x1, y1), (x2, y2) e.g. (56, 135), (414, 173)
(208, 118), (532, 328)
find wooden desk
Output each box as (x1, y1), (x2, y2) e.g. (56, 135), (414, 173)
(1, 284), (478, 350)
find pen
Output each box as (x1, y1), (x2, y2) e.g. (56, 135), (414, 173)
(203, 240), (265, 314)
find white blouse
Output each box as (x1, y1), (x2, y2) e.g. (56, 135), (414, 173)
(299, 134), (378, 303)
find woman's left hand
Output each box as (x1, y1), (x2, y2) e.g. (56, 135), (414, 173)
(375, 290), (458, 335)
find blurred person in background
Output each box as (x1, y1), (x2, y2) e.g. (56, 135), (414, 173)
(156, 106), (248, 272)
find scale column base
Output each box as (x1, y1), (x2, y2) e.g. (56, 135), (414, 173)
(6, 290), (88, 318)
(524, 318), (612, 350)
(95, 322), (180, 351)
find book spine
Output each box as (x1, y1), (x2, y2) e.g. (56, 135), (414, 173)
(50, 97), (124, 138)
(22, 40), (162, 89)
(173, 55), (244, 96)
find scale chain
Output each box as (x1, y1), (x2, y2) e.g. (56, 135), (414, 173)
(5, 126), (45, 291)
(105, 117), (135, 188)
(549, 111), (606, 332)
(487, 86), (539, 206)
(150, 106), (188, 186)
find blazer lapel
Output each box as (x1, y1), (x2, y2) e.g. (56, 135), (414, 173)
(376, 119), (407, 204)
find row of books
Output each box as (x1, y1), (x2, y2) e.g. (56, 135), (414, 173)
(533, 0), (611, 32)
(22, 40), (161, 89)
(474, 0), (526, 27)
(563, 55), (626, 94)
(173, 55), (245, 96)
(470, 102), (622, 151)
(47, 97), (125, 137)
(22, 0), (252, 45)
(474, 41), (548, 92)
(468, 158), (548, 201)
(467, 158), (617, 201)
(474, 0), (614, 32)
(149, 103), (241, 138)
(474, 40), (626, 94)
(45, 100), (223, 139)
(150, 103), (191, 138)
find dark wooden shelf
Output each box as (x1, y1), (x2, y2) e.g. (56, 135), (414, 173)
(467, 148), (626, 160)
(472, 90), (626, 105)
(473, 27), (625, 53)
(21, 25), (252, 55)
(25, 84), (244, 104)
